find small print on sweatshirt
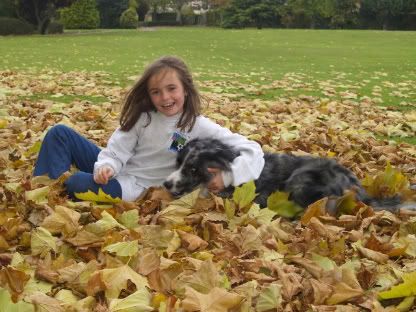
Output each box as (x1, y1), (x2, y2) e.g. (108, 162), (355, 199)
(169, 131), (188, 152)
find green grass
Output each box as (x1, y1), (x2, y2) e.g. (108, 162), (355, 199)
(1, 27), (415, 110)
(1, 28), (415, 78)
(17, 94), (108, 104)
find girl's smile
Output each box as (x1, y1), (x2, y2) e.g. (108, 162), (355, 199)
(148, 69), (186, 117)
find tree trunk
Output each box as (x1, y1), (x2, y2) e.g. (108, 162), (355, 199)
(176, 8), (182, 24)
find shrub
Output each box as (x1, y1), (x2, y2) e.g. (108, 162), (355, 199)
(222, 7), (250, 28)
(119, 8), (138, 28)
(47, 21), (64, 34)
(152, 12), (177, 22)
(0, 17), (33, 35)
(59, 0), (100, 29)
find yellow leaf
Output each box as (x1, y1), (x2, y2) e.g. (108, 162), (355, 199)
(224, 198), (236, 220)
(0, 119), (8, 129)
(102, 240), (138, 257)
(74, 188), (121, 203)
(0, 287), (34, 311)
(311, 253), (336, 271)
(378, 271), (416, 300)
(25, 186), (49, 205)
(88, 265), (149, 299)
(118, 210), (139, 229)
(267, 191), (303, 218)
(31, 227), (57, 257)
(233, 181), (257, 211)
(158, 189), (199, 227)
(24, 141), (42, 157)
(85, 211), (126, 234)
(109, 287), (153, 312)
(256, 283), (283, 312)
(396, 296), (415, 312)
(335, 191), (359, 215)
(151, 292), (167, 309)
(362, 162), (409, 198)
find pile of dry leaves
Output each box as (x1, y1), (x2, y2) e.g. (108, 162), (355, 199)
(0, 70), (416, 311)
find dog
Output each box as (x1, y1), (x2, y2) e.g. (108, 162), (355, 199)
(163, 138), (405, 212)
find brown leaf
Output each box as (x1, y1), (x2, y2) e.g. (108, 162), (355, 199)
(276, 266), (303, 301)
(310, 278), (332, 305)
(0, 266), (30, 302)
(181, 286), (243, 312)
(177, 230), (208, 251)
(308, 217), (344, 241)
(29, 291), (65, 311)
(135, 248), (160, 275)
(326, 282), (364, 305)
(65, 229), (104, 247)
(301, 198), (327, 225)
(356, 245), (389, 263)
(35, 260), (59, 284)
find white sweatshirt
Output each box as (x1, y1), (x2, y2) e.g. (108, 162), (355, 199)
(94, 111), (265, 201)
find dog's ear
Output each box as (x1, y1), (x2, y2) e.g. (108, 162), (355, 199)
(176, 144), (192, 167)
(199, 147), (239, 170)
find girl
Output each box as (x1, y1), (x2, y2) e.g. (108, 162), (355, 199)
(33, 56), (265, 202)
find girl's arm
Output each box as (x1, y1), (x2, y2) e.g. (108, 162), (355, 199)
(195, 117), (265, 187)
(94, 124), (141, 178)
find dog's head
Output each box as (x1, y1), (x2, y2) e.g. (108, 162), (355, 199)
(163, 138), (239, 196)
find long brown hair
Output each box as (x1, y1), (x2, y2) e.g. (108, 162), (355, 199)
(119, 56), (202, 132)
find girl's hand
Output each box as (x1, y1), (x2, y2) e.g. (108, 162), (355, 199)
(207, 168), (225, 193)
(94, 166), (114, 185)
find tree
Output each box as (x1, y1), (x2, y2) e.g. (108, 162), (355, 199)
(171, 0), (189, 24)
(96, 0), (129, 28)
(15, 0), (73, 34)
(136, 0), (150, 21)
(222, 0), (283, 28)
(360, 0), (416, 29)
(330, 0), (360, 28)
(247, 1), (280, 29)
(278, 0), (335, 28)
(0, 0), (16, 17)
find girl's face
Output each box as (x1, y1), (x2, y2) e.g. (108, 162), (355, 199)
(148, 69), (186, 117)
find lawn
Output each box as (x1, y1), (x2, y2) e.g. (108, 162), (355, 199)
(0, 27), (415, 140)
(0, 28), (415, 95)
(1, 27), (415, 143)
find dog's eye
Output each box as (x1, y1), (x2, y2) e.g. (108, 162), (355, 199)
(190, 167), (197, 173)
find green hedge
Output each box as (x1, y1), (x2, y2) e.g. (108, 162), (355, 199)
(0, 17), (33, 35)
(139, 20), (180, 27)
(47, 21), (64, 34)
(120, 7), (138, 28)
(60, 0), (100, 29)
(152, 12), (177, 22)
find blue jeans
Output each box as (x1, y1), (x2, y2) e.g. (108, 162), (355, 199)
(33, 124), (122, 202)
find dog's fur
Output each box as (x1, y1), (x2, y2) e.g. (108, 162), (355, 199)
(164, 138), (402, 211)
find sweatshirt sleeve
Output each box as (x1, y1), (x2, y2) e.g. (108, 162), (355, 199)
(195, 117), (265, 186)
(94, 121), (142, 176)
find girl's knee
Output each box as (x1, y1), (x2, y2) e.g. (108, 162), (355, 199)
(65, 172), (93, 195)
(47, 124), (72, 138)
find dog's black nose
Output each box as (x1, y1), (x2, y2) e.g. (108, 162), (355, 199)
(163, 181), (173, 190)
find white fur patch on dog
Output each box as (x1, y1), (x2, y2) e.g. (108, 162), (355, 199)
(221, 170), (233, 187)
